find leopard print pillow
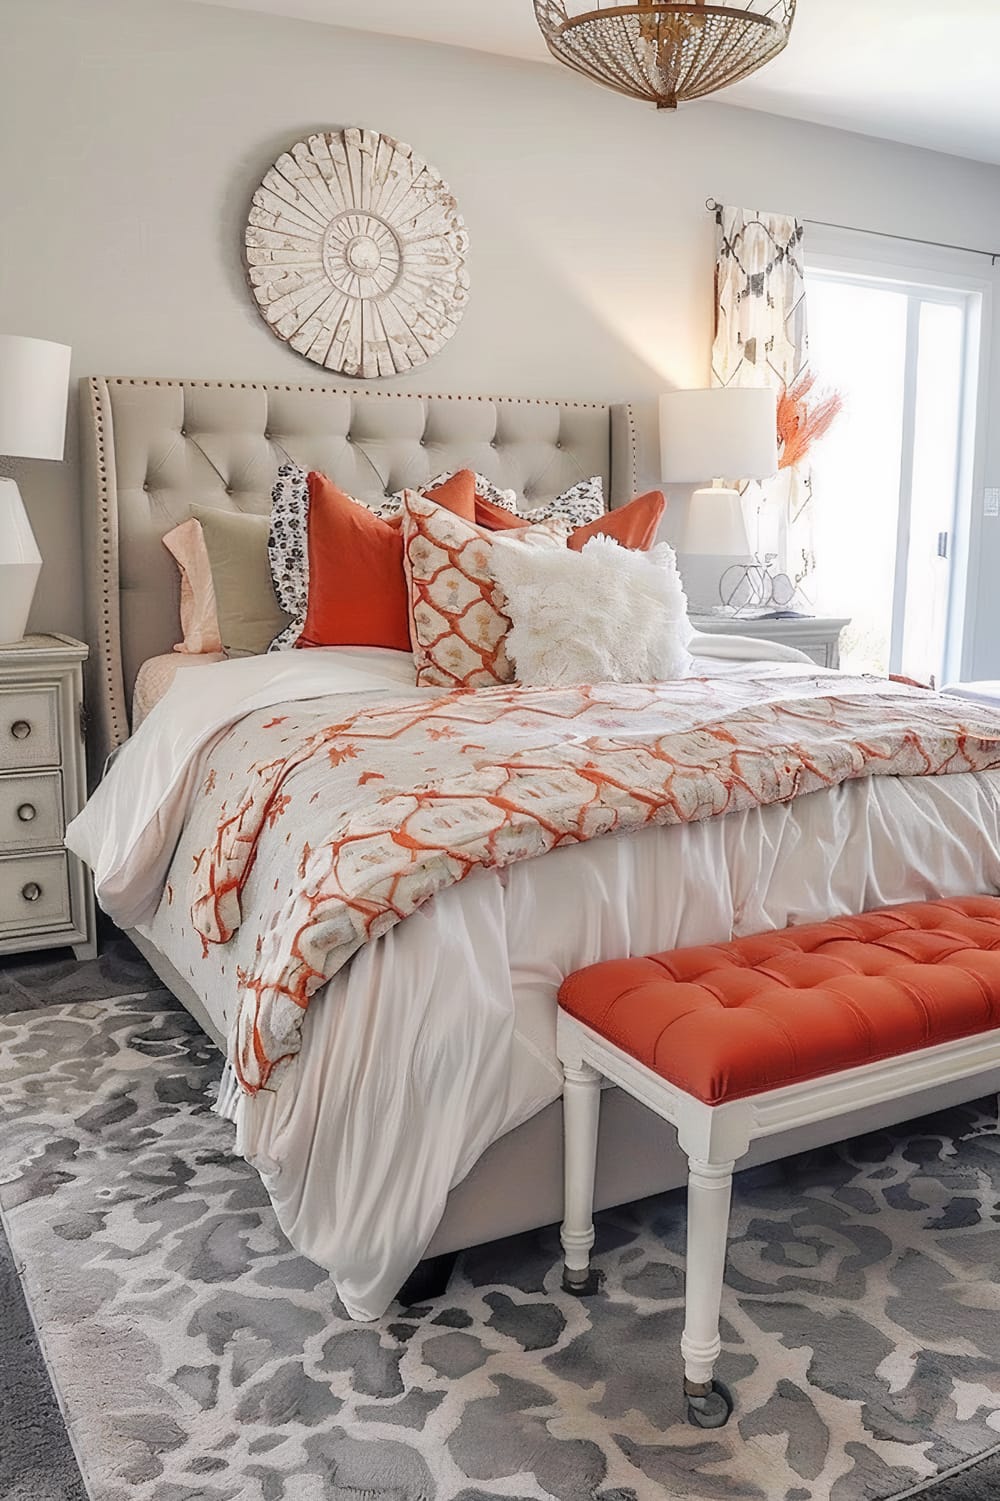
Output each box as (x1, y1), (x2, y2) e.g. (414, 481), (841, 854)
(268, 463), (311, 651)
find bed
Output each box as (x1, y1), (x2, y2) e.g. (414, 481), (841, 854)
(75, 375), (1000, 1320)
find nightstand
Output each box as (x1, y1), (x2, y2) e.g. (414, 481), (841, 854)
(0, 633), (96, 962)
(690, 614), (850, 671)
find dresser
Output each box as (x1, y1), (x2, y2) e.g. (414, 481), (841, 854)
(690, 614), (850, 671)
(0, 634), (96, 961)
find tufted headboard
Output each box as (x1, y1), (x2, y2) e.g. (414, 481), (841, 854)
(80, 376), (643, 772)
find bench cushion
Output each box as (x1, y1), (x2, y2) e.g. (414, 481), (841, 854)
(558, 897), (1000, 1105)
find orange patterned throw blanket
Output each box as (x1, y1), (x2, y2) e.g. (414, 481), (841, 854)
(187, 673), (1000, 1092)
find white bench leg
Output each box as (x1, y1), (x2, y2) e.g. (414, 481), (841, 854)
(560, 1062), (602, 1295)
(681, 1155), (736, 1429)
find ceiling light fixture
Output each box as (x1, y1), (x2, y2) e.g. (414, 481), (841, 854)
(533, 0), (795, 110)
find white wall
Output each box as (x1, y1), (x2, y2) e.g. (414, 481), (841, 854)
(4, 0), (1000, 674)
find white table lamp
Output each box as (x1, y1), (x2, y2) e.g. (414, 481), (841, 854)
(0, 335), (72, 644)
(659, 387), (778, 610)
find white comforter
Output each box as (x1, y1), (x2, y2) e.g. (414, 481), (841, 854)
(68, 647), (1000, 1318)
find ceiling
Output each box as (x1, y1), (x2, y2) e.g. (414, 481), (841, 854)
(186, 0), (1000, 167)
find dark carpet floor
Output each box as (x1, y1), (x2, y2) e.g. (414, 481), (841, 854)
(0, 933), (163, 1501)
(0, 1216), (87, 1501)
(900, 1450), (1000, 1500)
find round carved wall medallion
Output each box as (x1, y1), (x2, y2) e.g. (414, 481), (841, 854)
(245, 129), (470, 379)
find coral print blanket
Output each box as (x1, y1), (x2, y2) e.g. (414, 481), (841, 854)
(184, 671), (1000, 1093)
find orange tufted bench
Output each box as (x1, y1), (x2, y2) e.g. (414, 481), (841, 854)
(556, 897), (1000, 1429)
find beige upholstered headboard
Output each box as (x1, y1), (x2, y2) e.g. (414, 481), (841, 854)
(80, 376), (644, 773)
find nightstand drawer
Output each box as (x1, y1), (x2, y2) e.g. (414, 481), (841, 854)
(0, 851), (72, 935)
(0, 772), (64, 852)
(0, 686), (60, 770)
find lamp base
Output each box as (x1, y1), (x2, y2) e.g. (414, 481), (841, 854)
(0, 477), (42, 644)
(683, 482), (752, 559)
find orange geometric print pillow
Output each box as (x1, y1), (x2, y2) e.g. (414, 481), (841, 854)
(401, 491), (560, 689)
(473, 495), (531, 532)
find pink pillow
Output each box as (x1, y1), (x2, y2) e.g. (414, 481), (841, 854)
(162, 519), (223, 655)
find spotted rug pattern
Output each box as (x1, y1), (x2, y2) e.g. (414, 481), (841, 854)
(2, 990), (1000, 1501)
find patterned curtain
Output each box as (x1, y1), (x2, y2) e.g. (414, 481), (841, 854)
(711, 205), (813, 595)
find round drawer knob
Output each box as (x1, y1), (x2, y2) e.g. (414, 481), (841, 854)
(21, 882), (42, 903)
(16, 803), (37, 822)
(11, 720), (32, 740)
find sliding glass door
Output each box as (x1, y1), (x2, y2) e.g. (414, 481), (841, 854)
(805, 268), (980, 685)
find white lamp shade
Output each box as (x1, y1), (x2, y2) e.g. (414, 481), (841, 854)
(659, 387), (778, 483)
(0, 334), (72, 460)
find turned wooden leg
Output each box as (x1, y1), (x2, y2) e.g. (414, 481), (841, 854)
(560, 1061), (602, 1295)
(682, 1155), (735, 1428)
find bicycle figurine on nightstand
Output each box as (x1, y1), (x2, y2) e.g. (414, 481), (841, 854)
(717, 553), (798, 616)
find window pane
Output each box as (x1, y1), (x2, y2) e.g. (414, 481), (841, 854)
(806, 277), (908, 675)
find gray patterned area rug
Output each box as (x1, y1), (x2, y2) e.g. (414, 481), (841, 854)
(2, 989), (1000, 1501)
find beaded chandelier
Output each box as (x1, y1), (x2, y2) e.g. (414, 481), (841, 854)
(533, 0), (796, 110)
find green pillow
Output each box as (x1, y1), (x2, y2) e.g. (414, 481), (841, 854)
(190, 505), (291, 658)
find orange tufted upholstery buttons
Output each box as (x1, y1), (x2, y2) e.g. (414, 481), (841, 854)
(559, 897), (1000, 1105)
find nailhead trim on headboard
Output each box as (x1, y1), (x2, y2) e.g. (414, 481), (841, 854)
(86, 377), (130, 761)
(625, 402), (639, 497)
(102, 376), (609, 410)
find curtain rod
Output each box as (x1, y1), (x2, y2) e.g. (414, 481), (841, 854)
(705, 198), (1000, 267)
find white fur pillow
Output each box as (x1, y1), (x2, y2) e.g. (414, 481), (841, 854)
(489, 533), (693, 686)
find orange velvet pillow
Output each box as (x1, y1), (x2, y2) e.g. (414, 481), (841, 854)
(474, 495), (530, 532)
(380, 471), (478, 532)
(568, 490), (665, 552)
(298, 469), (477, 650)
(471, 489), (666, 552)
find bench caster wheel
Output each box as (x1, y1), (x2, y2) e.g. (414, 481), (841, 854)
(562, 1266), (603, 1296)
(685, 1378), (733, 1429)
